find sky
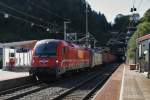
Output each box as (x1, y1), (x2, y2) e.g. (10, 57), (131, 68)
(87, 0), (150, 23)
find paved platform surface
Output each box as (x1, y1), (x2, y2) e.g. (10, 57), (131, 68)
(123, 66), (150, 100)
(0, 69), (29, 81)
(93, 64), (124, 100)
(93, 64), (150, 100)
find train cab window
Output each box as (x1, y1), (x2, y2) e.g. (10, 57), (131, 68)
(35, 42), (57, 56)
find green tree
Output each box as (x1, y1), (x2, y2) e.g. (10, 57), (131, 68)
(137, 22), (150, 36)
(112, 14), (130, 32)
(127, 8), (150, 59)
(142, 9), (150, 22)
(0, 0), (110, 46)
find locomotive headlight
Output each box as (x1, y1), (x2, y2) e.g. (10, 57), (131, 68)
(56, 60), (59, 63)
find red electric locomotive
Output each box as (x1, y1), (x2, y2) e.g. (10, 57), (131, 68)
(30, 39), (91, 77)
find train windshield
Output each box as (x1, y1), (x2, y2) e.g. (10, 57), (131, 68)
(34, 42), (57, 56)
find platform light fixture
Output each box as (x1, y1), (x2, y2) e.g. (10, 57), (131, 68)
(4, 13), (9, 18)
(46, 28), (50, 32)
(31, 23), (35, 27)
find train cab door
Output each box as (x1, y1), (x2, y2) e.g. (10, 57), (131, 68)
(60, 46), (68, 73)
(61, 46), (66, 60)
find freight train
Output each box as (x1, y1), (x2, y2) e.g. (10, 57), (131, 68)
(29, 39), (116, 78)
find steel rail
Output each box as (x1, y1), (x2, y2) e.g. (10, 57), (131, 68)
(52, 65), (117, 100)
(0, 81), (42, 96)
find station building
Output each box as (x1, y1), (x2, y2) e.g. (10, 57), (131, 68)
(137, 34), (150, 77)
(0, 40), (37, 71)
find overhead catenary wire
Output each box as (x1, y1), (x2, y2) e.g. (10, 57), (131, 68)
(29, 1), (75, 32)
(30, 0), (78, 33)
(0, 1), (80, 34)
(107, 0), (143, 46)
(0, 11), (50, 30)
(29, 1), (70, 21)
(0, 1), (58, 27)
(137, 0), (144, 12)
(132, 0), (144, 12)
(133, 0), (136, 6)
(137, 0), (143, 9)
(107, 15), (131, 46)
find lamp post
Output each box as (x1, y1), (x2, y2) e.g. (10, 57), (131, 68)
(85, 1), (89, 47)
(64, 21), (70, 41)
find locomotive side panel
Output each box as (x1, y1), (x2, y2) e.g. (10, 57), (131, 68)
(30, 39), (116, 79)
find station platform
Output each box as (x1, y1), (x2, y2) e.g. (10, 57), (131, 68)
(93, 64), (150, 100)
(0, 69), (29, 81)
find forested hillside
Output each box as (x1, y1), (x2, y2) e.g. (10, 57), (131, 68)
(0, 0), (111, 46)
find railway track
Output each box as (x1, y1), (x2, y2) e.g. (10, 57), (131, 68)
(0, 70), (98, 100)
(0, 81), (51, 100)
(0, 81), (42, 96)
(52, 65), (117, 100)
(0, 64), (119, 100)
(18, 69), (105, 100)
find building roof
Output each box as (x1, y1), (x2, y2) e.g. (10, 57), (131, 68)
(2, 40), (37, 49)
(137, 34), (150, 42)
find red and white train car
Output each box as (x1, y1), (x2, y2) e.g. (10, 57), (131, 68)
(30, 39), (116, 78)
(30, 39), (91, 77)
